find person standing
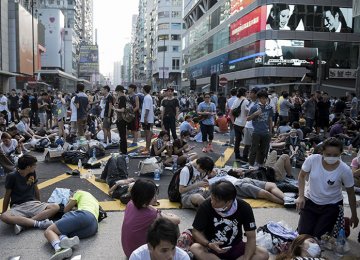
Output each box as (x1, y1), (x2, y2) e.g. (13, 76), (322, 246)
(128, 84), (140, 147)
(74, 83), (89, 138)
(197, 93), (216, 153)
(37, 92), (48, 130)
(231, 88), (249, 161)
(113, 85), (128, 155)
(350, 92), (358, 119)
(217, 92), (227, 114)
(161, 87), (179, 140)
(54, 91), (67, 139)
(8, 89), (20, 123)
(302, 94), (316, 130)
(226, 88), (238, 146)
(69, 93), (77, 139)
(101, 85), (114, 147)
(140, 85), (155, 155)
(29, 92), (39, 128)
(0, 92), (9, 123)
(247, 90), (273, 169)
(279, 92), (294, 123)
(20, 89), (30, 116)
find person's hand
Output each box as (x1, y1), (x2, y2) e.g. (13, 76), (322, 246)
(208, 242), (229, 254)
(295, 196), (305, 211)
(254, 109), (262, 116)
(197, 180), (209, 188)
(350, 215), (359, 228)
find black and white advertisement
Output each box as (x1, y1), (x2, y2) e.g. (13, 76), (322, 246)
(265, 4), (353, 32)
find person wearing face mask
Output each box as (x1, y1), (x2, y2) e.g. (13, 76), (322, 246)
(190, 180), (269, 260)
(296, 137), (359, 239)
(276, 234), (324, 260)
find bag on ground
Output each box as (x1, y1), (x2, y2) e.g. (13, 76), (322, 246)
(138, 157), (162, 175)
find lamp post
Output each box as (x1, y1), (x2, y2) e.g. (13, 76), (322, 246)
(162, 37), (165, 89)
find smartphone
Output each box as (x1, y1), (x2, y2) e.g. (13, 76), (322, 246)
(222, 246), (232, 250)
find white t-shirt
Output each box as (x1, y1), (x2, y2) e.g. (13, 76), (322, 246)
(179, 164), (204, 195)
(130, 244), (190, 260)
(231, 97), (249, 127)
(141, 94), (155, 124)
(1, 139), (18, 155)
(16, 120), (30, 134)
(244, 100), (255, 129)
(302, 154), (354, 205)
(0, 96), (9, 112)
(70, 96), (77, 122)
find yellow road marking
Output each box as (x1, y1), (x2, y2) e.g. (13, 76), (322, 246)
(37, 174), (72, 189)
(99, 199), (181, 211)
(215, 147), (234, 168)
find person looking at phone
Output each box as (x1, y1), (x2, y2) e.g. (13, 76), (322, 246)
(190, 180), (269, 260)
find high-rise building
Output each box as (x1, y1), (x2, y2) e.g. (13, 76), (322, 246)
(122, 43), (132, 86)
(133, 0), (147, 85)
(113, 61), (122, 86)
(182, 0), (360, 95)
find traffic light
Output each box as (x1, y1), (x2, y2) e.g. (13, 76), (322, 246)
(210, 73), (219, 92)
(305, 57), (318, 81)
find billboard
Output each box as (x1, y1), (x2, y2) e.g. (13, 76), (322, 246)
(230, 0), (255, 15)
(230, 6), (267, 44)
(39, 9), (65, 69)
(354, 0), (360, 17)
(17, 5), (37, 75)
(266, 4), (353, 32)
(79, 45), (99, 75)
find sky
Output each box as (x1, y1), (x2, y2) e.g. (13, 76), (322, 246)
(93, 0), (138, 77)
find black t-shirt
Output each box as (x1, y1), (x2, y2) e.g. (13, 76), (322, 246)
(173, 139), (187, 156)
(5, 171), (38, 207)
(8, 95), (19, 109)
(104, 94), (114, 118)
(161, 98), (179, 117)
(117, 96), (127, 121)
(334, 100), (346, 113)
(21, 95), (30, 110)
(193, 198), (256, 246)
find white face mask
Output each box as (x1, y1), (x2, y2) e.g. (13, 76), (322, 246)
(214, 206), (228, 213)
(323, 156), (341, 164)
(306, 242), (321, 257)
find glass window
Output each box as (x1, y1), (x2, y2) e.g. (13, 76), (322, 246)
(172, 0), (182, 6)
(171, 34), (181, 40)
(158, 35), (169, 41)
(172, 58), (180, 69)
(158, 11), (170, 18)
(158, 46), (167, 52)
(171, 11), (181, 18)
(172, 46), (180, 52)
(158, 23), (170, 30)
(171, 23), (181, 30)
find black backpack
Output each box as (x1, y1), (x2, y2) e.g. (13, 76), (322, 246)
(168, 164), (194, 202)
(231, 99), (245, 118)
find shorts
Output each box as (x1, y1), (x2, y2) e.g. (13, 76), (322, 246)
(9, 201), (48, 218)
(234, 178), (266, 198)
(39, 112), (47, 126)
(128, 115), (140, 131)
(211, 240), (245, 259)
(242, 127), (254, 146)
(142, 123), (153, 131)
(103, 117), (112, 129)
(181, 190), (210, 209)
(70, 121), (77, 135)
(56, 210), (98, 239)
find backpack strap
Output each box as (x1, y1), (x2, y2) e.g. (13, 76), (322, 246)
(186, 164), (194, 185)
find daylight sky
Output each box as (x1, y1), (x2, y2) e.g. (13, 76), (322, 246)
(93, 0), (138, 77)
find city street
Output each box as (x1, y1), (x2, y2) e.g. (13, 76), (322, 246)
(0, 131), (359, 259)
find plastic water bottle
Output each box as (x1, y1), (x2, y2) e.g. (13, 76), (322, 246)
(57, 144), (62, 151)
(92, 148), (97, 160)
(78, 159), (82, 171)
(125, 156), (129, 169)
(335, 229), (347, 256)
(172, 160), (178, 173)
(154, 169), (160, 181)
(0, 165), (4, 177)
(221, 152), (225, 162)
(292, 157), (296, 169)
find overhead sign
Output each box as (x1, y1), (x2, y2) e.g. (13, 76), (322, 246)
(230, 0), (255, 15)
(219, 77), (228, 86)
(329, 68), (357, 79)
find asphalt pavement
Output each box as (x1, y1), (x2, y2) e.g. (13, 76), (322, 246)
(0, 130), (359, 259)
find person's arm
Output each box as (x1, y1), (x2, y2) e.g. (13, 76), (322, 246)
(34, 185), (40, 201)
(345, 186), (359, 228)
(159, 211), (181, 225)
(74, 96), (80, 109)
(179, 181), (206, 194)
(352, 167), (360, 177)
(247, 107), (261, 121)
(64, 199), (77, 213)
(2, 189), (11, 213)
(192, 228), (226, 254)
(296, 169), (308, 210)
(153, 141), (167, 156)
(242, 230), (257, 260)
(107, 97), (114, 118)
(134, 96), (140, 112)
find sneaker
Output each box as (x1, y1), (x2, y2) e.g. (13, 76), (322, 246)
(249, 165), (259, 170)
(38, 219), (54, 229)
(207, 144), (214, 152)
(202, 147), (208, 153)
(50, 248), (73, 260)
(284, 197), (296, 209)
(95, 177), (106, 183)
(14, 224), (24, 235)
(60, 236), (80, 249)
(128, 142), (138, 147)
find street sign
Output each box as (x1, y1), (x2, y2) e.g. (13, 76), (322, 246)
(219, 77), (228, 87)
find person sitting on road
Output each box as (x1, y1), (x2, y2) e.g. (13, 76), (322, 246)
(276, 234), (324, 260)
(214, 112), (229, 133)
(150, 130), (174, 166)
(121, 179), (181, 258)
(207, 168), (295, 207)
(179, 156), (215, 209)
(16, 115), (38, 141)
(190, 180), (269, 260)
(173, 130), (197, 163)
(1, 132), (21, 156)
(44, 190), (99, 260)
(130, 217), (190, 260)
(0, 154), (59, 235)
(264, 150), (293, 181)
(179, 115), (197, 137)
(277, 120), (291, 135)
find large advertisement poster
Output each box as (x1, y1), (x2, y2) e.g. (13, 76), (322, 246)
(265, 4), (353, 32)
(18, 5), (36, 75)
(79, 45), (99, 75)
(230, 0), (255, 15)
(39, 9), (65, 69)
(230, 6), (266, 44)
(354, 0), (360, 17)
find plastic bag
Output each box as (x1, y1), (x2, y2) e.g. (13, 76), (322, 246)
(256, 230), (273, 251)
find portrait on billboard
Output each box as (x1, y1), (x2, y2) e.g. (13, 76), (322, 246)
(264, 40), (306, 66)
(266, 4), (293, 30)
(321, 6), (352, 33)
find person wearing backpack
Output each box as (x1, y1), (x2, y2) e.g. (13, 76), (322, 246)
(113, 85), (128, 155)
(230, 88), (249, 161)
(179, 156), (214, 209)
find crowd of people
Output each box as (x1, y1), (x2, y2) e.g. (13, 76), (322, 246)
(0, 82), (360, 259)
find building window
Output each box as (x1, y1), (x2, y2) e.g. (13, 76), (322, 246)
(48, 0), (54, 4)
(68, 0), (73, 5)
(158, 46), (167, 52)
(172, 46), (179, 52)
(171, 23), (181, 30)
(158, 23), (170, 30)
(158, 11), (169, 18)
(171, 11), (181, 18)
(172, 0), (182, 6)
(172, 58), (180, 70)
(171, 34), (180, 40)
(158, 35), (169, 41)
